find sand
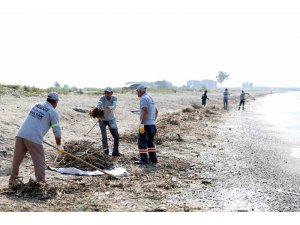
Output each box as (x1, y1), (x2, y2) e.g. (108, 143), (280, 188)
(1, 89), (299, 212)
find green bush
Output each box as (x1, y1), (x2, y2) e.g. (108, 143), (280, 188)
(6, 84), (21, 90)
(23, 86), (45, 95)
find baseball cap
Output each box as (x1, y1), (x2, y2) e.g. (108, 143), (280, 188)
(136, 85), (147, 91)
(104, 87), (113, 92)
(47, 92), (60, 101)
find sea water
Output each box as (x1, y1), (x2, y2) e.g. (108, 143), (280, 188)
(254, 91), (300, 158)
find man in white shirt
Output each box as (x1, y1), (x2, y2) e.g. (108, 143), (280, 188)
(9, 92), (63, 185)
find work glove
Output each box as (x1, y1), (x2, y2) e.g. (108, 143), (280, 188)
(57, 145), (64, 154)
(107, 106), (113, 112)
(139, 124), (145, 134)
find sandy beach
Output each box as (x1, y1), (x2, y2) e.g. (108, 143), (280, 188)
(1, 89), (300, 212)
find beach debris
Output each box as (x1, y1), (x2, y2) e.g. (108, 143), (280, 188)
(182, 107), (194, 113)
(0, 150), (8, 157)
(55, 140), (114, 170)
(201, 180), (212, 185)
(191, 103), (202, 109)
(8, 178), (59, 200)
(89, 107), (104, 118)
(183, 204), (190, 212)
(121, 104), (220, 145)
(147, 206), (167, 212)
(73, 107), (89, 113)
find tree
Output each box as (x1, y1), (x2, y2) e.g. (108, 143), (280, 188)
(216, 71), (229, 86)
(53, 81), (61, 88)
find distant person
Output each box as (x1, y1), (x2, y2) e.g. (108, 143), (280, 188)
(97, 87), (120, 156)
(223, 88), (230, 110)
(135, 85), (158, 164)
(238, 90), (248, 110)
(201, 90), (209, 107)
(9, 92), (63, 186)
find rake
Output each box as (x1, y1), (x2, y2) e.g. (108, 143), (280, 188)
(43, 141), (119, 180)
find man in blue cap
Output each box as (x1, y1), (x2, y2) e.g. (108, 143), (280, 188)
(135, 85), (158, 164)
(97, 87), (120, 156)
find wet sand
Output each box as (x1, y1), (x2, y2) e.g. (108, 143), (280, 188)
(199, 97), (300, 211)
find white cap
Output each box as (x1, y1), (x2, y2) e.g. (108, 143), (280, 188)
(136, 85), (147, 91)
(104, 87), (113, 92)
(47, 92), (60, 101)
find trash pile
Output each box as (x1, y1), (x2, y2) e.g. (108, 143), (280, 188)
(55, 140), (114, 170)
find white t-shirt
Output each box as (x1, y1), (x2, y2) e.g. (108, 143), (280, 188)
(17, 101), (61, 144)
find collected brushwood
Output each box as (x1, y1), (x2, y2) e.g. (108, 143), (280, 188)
(54, 140), (114, 170)
(9, 178), (58, 200)
(89, 107), (104, 118)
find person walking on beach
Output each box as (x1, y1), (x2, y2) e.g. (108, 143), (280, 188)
(135, 85), (158, 164)
(223, 88), (230, 110)
(9, 92), (63, 186)
(201, 90), (209, 107)
(238, 90), (248, 110)
(96, 87), (120, 156)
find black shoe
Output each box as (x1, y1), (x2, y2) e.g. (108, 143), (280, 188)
(134, 160), (148, 165)
(112, 152), (121, 156)
(150, 158), (158, 164)
(104, 150), (109, 155)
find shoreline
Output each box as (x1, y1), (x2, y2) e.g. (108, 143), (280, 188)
(203, 97), (300, 211)
(251, 94), (300, 175)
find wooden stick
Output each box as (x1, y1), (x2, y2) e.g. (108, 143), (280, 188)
(43, 141), (119, 180)
(84, 119), (100, 137)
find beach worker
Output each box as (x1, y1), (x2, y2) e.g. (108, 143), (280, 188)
(135, 85), (158, 164)
(238, 90), (248, 110)
(223, 88), (230, 110)
(201, 90), (209, 107)
(96, 87), (120, 156)
(9, 92), (63, 186)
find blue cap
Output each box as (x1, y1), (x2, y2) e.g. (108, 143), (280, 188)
(104, 87), (113, 92)
(136, 85), (147, 91)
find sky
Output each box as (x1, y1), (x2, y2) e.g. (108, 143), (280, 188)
(0, 0), (300, 89)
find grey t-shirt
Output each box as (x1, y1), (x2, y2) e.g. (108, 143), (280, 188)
(17, 102), (61, 144)
(140, 93), (156, 125)
(97, 95), (117, 121)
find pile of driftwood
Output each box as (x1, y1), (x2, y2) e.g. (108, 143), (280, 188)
(55, 140), (113, 170)
(120, 108), (188, 145)
(9, 178), (58, 200)
(121, 104), (222, 146)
